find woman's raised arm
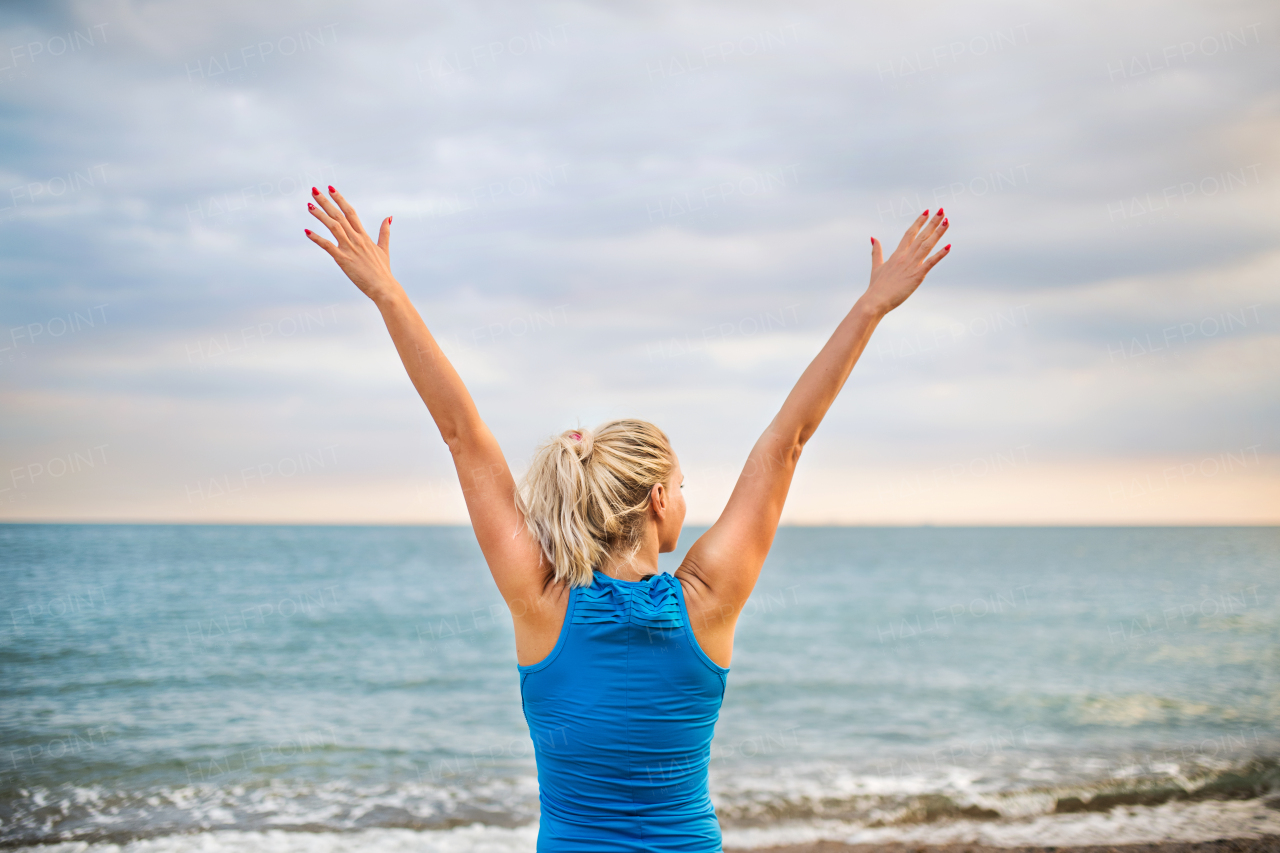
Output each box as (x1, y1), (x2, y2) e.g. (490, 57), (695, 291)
(678, 208), (951, 618)
(305, 187), (544, 604)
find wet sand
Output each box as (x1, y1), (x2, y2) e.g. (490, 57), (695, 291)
(724, 836), (1280, 853)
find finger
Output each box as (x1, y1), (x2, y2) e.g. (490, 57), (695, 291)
(377, 216), (391, 254)
(921, 242), (951, 275)
(307, 200), (347, 245)
(304, 227), (339, 257)
(897, 209), (930, 253)
(310, 186), (355, 242)
(328, 185), (368, 237)
(870, 236), (883, 269)
(912, 207), (945, 253)
(914, 215), (949, 261)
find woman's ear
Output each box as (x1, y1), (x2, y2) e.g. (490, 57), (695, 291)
(650, 482), (667, 515)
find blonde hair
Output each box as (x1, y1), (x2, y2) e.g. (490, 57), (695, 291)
(519, 419), (676, 588)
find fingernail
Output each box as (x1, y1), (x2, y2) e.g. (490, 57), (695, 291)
(922, 209), (929, 216)
(308, 202), (315, 210)
(937, 207), (944, 216)
(944, 244), (951, 250)
(311, 187), (319, 195)
(388, 216), (392, 223)
(870, 237), (874, 244)
(328, 185), (335, 193)
(942, 218), (948, 226)
(305, 229), (312, 235)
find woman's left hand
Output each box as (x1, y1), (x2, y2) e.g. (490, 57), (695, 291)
(862, 208), (951, 317)
(305, 186), (400, 303)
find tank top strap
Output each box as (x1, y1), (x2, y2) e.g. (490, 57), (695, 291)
(572, 571), (685, 629)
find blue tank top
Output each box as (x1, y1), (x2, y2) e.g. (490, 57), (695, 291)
(518, 570), (731, 852)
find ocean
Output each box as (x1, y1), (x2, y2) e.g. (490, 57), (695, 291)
(1, 524), (1277, 851)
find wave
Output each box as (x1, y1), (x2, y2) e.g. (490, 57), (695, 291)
(0, 776), (540, 848)
(712, 757), (1280, 828)
(5, 801), (1280, 853)
(0, 758), (1276, 848)
(6, 826), (540, 853)
(720, 799), (1280, 850)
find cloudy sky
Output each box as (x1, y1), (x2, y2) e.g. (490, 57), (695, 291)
(0, 0), (1275, 525)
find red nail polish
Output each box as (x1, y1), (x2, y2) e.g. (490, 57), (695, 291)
(388, 216), (392, 223)
(942, 218), (948, 226)
(870, 237), (874, 244)
(311, 187), (319, 195)
(308, 202), (315, 210)
(944, 244), (951, 250)
(937, 208), (944, 216)
(328, 185), (335, 193)
(922, 209), (929, 216)
(305, 229), (312, 235)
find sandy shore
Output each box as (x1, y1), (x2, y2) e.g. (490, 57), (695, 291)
(725, 836), (1280, 853)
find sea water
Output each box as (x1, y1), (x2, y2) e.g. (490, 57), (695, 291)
(1, 524), (1277, 850)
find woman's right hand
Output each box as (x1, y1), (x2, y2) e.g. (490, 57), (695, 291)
(862, 208), (951, 317)
(305, 185), (401, 304)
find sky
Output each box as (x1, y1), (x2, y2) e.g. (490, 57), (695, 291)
(0, 0), (1276, 525)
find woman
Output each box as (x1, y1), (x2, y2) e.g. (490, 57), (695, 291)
(304, 186), (950, 851)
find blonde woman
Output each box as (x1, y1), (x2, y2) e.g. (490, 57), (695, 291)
(305, 186), (950, 852)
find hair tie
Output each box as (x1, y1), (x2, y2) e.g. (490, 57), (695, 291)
(569, 432), (582, 441)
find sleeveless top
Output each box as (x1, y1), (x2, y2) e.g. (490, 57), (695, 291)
(518, 570), (731, 852)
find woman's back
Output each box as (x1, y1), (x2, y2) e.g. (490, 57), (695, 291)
(519, 570), (730, 852)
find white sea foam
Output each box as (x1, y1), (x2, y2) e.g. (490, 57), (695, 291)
(7, 799), (1280, 853)
(708, 752), (1277, 827)
(10, 824), (540, 853)
(7, 754), (1274, 849)
(721, 798), (1280, 849)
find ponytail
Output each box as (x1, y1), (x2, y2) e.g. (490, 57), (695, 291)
(519, 419), (675, 588)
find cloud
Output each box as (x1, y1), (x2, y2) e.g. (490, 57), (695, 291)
(0, 0), (1276, 523)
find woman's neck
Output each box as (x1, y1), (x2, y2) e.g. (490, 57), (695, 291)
(598, 526), (660, 581)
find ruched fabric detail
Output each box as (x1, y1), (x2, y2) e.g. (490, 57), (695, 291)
(572, 570), (685, 629)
